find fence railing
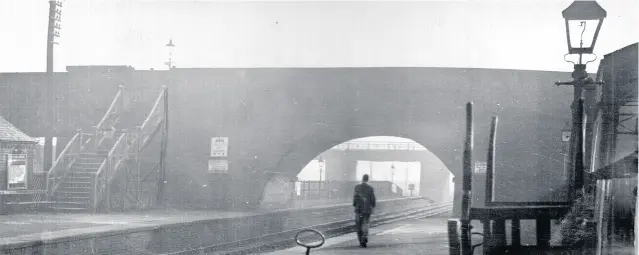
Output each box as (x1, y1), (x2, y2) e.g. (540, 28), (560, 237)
(331, 141), (427, 151)
(296, 180), (404, 200)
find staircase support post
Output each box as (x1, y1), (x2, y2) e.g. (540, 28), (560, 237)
(156, 87), (168, 207)
(136, 126), (142, 208)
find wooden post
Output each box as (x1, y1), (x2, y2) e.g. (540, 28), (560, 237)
(493, 219), (506, 248)
(461, 102), (474, 255)
(483, 220), (492, 255)
(486, 116), (498, 206)
(511, 218), (521, 248)
(536, 217), (551, 249)
(574, 99), (586, 193)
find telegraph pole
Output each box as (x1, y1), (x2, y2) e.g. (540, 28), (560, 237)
(44, 1), (63, 172)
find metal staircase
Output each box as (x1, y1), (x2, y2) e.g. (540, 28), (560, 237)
(46, 86), (168, 213)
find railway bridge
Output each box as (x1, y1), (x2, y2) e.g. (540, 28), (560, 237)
(1, 66), (575, 213)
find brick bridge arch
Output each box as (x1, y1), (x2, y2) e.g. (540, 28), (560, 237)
(2, 66), (574, 211)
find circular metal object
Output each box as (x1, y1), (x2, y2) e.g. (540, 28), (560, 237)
(295, 229), (325, 249)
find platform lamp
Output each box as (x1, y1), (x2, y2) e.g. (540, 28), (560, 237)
(317, 157), (325, 198)
(390, 163), (395, 183)
(556, 0), (606, 197)
(165, 39), (175, 69)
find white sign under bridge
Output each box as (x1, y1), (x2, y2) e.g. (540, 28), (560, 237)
(210, 137), (229, 157)
(209, 137), (229, 173)
(474, 161), (487, 174)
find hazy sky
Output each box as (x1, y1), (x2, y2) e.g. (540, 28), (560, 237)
(1, 0), (637, 73)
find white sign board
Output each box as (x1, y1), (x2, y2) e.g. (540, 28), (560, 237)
(8, 154), (27, 189)
(562, 131), (571, 142)
(210, 137), (229, 157)
(208, 159), (229, 173)
(474, 161), (487, 174)
(408, 184), (415, 191)
(34, 137), (57, 173)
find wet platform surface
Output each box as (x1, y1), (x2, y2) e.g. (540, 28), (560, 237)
(261, 215), (556, 255)
(0, 198), (361, 246)
(263, 216), (457, 255)
(0, 209), (251, 243)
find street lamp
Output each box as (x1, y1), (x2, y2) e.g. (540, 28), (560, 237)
(561, 0), (606, 56)
(390, 163), (395, 184)
(318, 157), (325, 199)
(165, 39), (175, 69)
(318, 157), (325, 181)
(405, 167), (409, 195)
(556, 0), (606, 198)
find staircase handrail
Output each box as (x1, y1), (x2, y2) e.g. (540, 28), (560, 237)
(93, 133), (127, 212)
(140, 87), (165, 131)
(94, 85), (124, 150)
(137, 87), (167, 150)
(45, 132), (80, 197)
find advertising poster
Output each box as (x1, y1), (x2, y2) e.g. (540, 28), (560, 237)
(7, 154), (27, 189)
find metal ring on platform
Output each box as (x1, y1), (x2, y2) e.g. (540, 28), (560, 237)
(295, 229), (326, 248)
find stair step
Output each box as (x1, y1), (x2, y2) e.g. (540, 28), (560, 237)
(70, 169), (100, 174)
(57, 189), (91, 193)
(57, 191), (91, 195)
(64, 181), (92, 185)
(61, 183), (92, 189)
(74, 161), (104, 166)
(68, 171), (97, 175)
(57, 197), (91, 201)
(60, 185), (92, 190)
(68, 176), (93, 181)
(78, 154), (108, 158)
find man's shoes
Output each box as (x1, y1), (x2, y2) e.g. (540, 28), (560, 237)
(359, 237), (368, 247)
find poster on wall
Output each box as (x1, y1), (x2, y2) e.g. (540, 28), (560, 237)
(34, 137), (57, 173)
(7, 154), (27, 189)
(210, 137), (229, 157)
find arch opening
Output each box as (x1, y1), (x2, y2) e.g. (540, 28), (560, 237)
(291, 136), (454, 205)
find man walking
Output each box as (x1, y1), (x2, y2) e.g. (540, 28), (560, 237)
(353, 174), (376, 247)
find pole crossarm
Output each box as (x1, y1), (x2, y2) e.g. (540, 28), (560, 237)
(555, 79), (604, 87)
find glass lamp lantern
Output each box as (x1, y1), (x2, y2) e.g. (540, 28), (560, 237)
(562, 0), (607, 55)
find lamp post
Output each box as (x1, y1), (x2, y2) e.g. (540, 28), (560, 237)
(390, 162), (395, 184)
(405, 167), (409, 196)
(556, 0), (606, 198)
(318, 157), (325, 198)
(561, 121), (572, 179)
(165, 39), (175, 69)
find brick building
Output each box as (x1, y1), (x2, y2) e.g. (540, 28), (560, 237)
(0, 116), (42, 214)
(0, 116), (38, 190)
